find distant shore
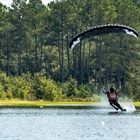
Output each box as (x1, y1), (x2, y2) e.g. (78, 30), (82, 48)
(0, 100), (140, 108)
(0, 100), (95, 107)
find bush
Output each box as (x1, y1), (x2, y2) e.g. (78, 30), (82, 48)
(62, 76), (80, 97)
(91, 94), (102, 102)
(0, 83), (6, 99)
(11, 77), (28, 99)
(32, 71), (63, 101)
(79, 84), (91, 98)
(0, 72), (12, 99)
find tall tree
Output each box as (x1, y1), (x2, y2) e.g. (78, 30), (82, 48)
(9, 0), (28, 75)
(26, 0), (47, 73)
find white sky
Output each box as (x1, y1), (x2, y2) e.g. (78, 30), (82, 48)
(0, 0), (53, 7)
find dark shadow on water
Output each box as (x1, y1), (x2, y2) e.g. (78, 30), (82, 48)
(107, 111), (129, 116)
(108, 111), (119, 115)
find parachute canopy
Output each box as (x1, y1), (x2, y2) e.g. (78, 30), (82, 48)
(69, 24), (138, 50)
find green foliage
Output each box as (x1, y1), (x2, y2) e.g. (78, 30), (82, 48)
(91, 94), (102, 102)
(0, 0), (140, 101)
(79, 84), (91, 98)
(0, 82), (7, 100)
(0, 72), (12, 99)
(0, 71), (63, 101)
(61, 76), (79, 98)
(11, 76), (31, 100)
(31, 70), (63, 101)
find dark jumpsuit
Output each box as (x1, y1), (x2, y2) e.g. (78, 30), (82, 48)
(106, 90), (123, 110)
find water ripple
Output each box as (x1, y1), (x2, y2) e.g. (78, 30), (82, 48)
(0, 107), (139, 140)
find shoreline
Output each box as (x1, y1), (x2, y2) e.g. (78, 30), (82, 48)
(0, 100), (140, 107)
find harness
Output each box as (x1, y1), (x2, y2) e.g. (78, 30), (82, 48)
(107, 90), (117, 100)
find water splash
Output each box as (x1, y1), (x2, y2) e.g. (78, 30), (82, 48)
(121, 99), (136, 112)
(122, 103), (136, 112)
(99, 94), (136, 112)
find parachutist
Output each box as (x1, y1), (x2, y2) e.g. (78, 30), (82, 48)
(102, 82), (126, 111)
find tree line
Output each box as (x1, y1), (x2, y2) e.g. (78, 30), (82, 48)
(0, 0), (140, 101)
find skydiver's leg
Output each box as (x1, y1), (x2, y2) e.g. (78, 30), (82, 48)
(114, 100), (126, 111)
(109, 101), (119, 110)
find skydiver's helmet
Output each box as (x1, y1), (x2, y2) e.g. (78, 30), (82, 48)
(110, 86), (114, 92)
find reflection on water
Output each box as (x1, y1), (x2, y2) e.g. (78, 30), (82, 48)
(0, 106), (140, 140)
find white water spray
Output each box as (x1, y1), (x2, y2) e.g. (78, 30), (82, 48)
(121, 98), (136, 112)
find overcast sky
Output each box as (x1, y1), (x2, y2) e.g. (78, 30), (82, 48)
(1, 0), (53, 7)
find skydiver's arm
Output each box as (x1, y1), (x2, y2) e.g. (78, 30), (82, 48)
(116, 82), (121, 92)
(101, 86), (107, 94)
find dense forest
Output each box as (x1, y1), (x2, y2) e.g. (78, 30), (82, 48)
(0, 0), (140, 101)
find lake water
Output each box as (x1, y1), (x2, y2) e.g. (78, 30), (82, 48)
(0, 104), (140, 140)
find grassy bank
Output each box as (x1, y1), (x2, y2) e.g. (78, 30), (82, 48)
(0, 100), (95, 107)
(0, 100), (140, 107)
(133, 102), (140, 107)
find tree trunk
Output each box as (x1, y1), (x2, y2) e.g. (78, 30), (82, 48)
(66, 34), (70, 75)
(61, 31), (64, 83)
(40, 35), (43, 71)
(58, 33), (61, 81)
(35, 33), (38, 72)
(81, 38), (85, 84)
(18, 41), (22, 76)
(6, 37), (10, 76)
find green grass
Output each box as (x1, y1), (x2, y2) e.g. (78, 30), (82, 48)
(0, 100), (140, 107)
(0, 100), (95, 107)
(133, 102), (140, 107)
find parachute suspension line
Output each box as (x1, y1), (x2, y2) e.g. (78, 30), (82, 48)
(88, 34), (91, 83)
(95, 36), (99, 87)
(78, 38), (82, 84)
(82, 37), (86, 84)
(105, 44), (109, 86)
(117, 34), (123, 84)
(98, 36), (103, 95)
